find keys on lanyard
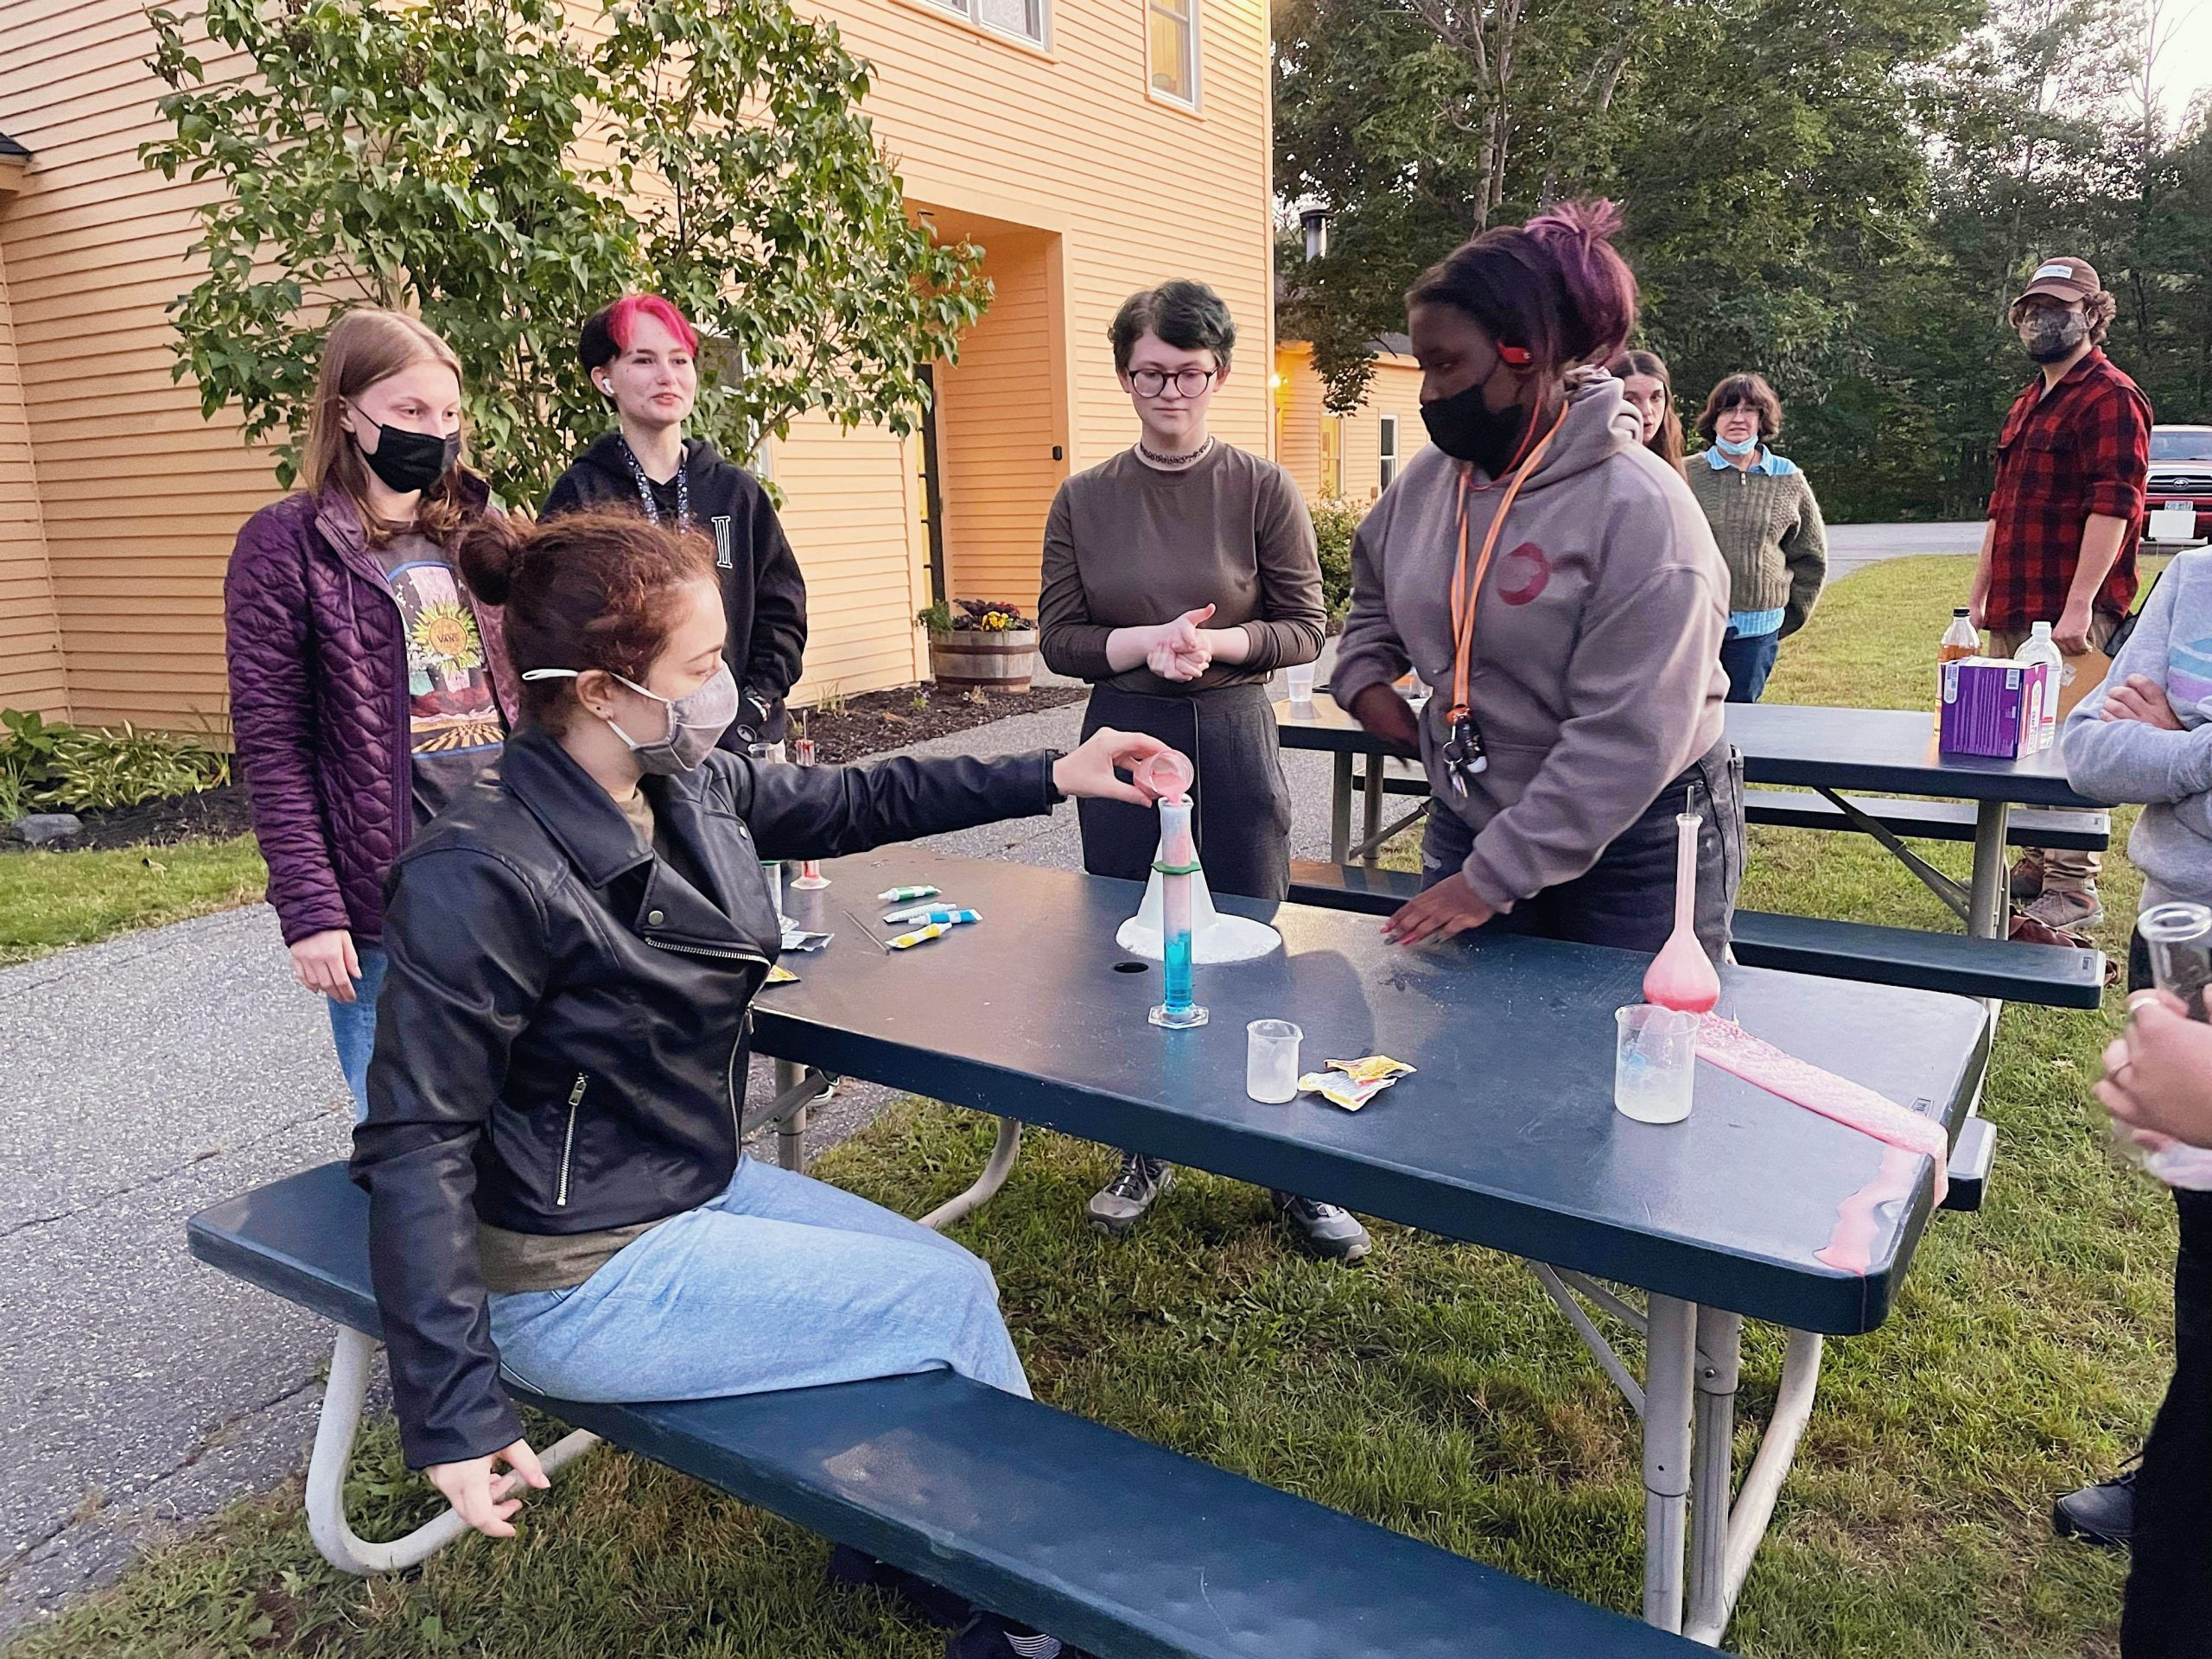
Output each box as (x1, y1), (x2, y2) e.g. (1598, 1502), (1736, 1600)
(1440, 707), (1487, 796)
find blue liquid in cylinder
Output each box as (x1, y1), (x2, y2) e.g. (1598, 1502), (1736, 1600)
(1163, 926), (1194, 1012)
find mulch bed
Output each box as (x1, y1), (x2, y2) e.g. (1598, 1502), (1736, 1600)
(6, 783), (257, 852)
(5, 683), (1084, 852)
(796, 683), (1086, 764)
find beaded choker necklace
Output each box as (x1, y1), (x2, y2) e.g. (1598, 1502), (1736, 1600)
(1136, 435), (1216, 468)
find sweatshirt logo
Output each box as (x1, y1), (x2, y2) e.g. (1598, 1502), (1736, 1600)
(712, 514), (734, 569)
(1497, 542), (1551, 606)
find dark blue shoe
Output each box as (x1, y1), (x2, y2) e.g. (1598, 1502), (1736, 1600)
(946, 1611), (1096, 1659)
(827, 1543), (974, 1628)
(2053, 1460), (2137, 1548)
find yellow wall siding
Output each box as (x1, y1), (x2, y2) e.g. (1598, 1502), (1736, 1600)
(1274, 342), (1324, 499)
(1, 0), (263, 730)
(1276, 344), (1430, 506)
(0, 237), (68, 717)
(0, 0), (1275, 727)
(930, 226), (1063, 609)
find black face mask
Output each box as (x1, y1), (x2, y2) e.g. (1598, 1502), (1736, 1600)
(1420, 378), (1534, 478)
(353, 418), (461, 493)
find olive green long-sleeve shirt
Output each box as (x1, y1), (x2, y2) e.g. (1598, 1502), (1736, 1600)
(1036, 443), (1325, 696)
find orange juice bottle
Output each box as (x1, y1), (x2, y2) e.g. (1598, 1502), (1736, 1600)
(1936, 607), (1979, 731)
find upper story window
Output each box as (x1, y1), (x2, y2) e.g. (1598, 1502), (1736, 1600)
(930, 0), (1048, 46)
(1378, 415), (1400, 491)
(1148, 0), (1198, 105)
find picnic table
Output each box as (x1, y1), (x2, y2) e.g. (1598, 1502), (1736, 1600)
(741, 848), (1990, 1643)
(1278, 692), (2107, 938)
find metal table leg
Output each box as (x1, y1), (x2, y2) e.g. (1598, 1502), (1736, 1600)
(1360, 754), (1385, 867)
(1967, 800), (2012, 940)
(1687, 1308), (1743, 1637)
(773, 1058), (809, 1171)
(1643, 1294), (1698, 1633)
(920, 1116), (1024, 1230)
(1330, 753), (1354, 864)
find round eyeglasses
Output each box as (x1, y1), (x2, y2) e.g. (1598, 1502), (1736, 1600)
(1129, 366), (1218, 398)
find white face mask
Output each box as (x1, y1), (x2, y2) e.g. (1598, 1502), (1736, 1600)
(524, 660), (739, 773)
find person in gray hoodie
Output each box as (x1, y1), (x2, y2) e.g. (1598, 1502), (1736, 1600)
(1332, 200), (1740, 956)
(2056, 550), (2212, 1641)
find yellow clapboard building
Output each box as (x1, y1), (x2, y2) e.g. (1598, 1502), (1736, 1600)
(0, 0), (1275, 730)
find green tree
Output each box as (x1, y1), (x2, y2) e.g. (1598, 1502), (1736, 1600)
(143, 0), (989, 505)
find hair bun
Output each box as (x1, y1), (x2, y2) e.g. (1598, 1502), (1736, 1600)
(1525, 197), (1625, 254)
(1523, 197), (1637, 367)
(456, 513), (532, 606)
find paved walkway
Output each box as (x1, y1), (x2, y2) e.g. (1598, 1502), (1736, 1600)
(0, 529), (1975, 1631)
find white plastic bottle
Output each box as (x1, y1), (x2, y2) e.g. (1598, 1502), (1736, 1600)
(2015, 620), (2063, 752)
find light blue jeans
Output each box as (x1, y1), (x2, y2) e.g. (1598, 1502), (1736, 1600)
(327, 943), (389, 1125)
(487, 1157), (1030, 1405)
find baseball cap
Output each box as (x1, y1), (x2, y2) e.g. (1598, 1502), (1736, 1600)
(2013, 257), (2101, 305)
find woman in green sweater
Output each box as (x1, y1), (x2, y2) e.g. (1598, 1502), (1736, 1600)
(1687, 372), (1828, 702)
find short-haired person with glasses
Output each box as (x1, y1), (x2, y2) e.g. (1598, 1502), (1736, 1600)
(1685, 372), (1827, 703)
(1036, 279), (1366, 1260)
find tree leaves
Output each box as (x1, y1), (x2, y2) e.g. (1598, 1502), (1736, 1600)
(140, 0), (989, 506)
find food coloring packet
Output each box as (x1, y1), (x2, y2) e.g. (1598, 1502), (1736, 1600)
(762, 964), (801, 986)
(878, 885), (941, 903)
(779, 928), (834, 953)
(1298, 1071), (1395, 1110)
(1327, 1056), (1416, 1083)
(888, 922), (952, 950)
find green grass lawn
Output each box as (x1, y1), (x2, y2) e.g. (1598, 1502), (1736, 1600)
(5, 556), (2169, 1658)
(0, 836), (266, 967)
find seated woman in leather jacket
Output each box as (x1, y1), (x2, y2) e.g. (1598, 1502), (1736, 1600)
(352, 508), (1170, 1653)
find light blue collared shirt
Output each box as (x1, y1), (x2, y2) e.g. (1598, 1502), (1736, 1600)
(1704, 448), (1798, 635)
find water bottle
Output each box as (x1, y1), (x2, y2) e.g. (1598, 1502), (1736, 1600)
(2015, 620), (2063, 752)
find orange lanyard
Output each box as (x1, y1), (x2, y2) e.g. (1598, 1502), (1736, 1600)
(1444, 404), (1569, 722)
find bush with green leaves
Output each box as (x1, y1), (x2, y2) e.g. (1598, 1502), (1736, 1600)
(1309, 497), (1365, 622)
(142, 0), (991, 506)
(0, 710), (230, 817)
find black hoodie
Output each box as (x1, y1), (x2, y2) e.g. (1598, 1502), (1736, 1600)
(542, 433), (808, 746)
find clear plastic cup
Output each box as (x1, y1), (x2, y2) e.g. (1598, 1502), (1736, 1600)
(1247, 1020), (1303, 1103)
(2141, 901), (2212, 1021)
(1135, 748), (1195, 802)
(1287, 663), (1317, 707)
(1614, 1004), (1698, 1124)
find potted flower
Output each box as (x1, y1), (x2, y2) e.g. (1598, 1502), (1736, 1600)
(917, 598), (1040, 694)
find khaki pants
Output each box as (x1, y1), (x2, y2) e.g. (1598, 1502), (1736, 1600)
(1989, 611), (2120, 894)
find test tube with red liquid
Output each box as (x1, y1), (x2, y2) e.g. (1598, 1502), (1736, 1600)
(791, 737), (830, 890)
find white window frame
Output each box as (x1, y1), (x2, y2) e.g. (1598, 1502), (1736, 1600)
(925, 0), (1051, 49)
(1378, 415), (1400, 492)
(1147, 0), (1201, 110)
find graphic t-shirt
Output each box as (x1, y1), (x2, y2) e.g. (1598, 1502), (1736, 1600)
(378, 531), (507, 826)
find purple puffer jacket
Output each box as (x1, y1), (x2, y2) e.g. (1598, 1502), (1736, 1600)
(225, 479), (519, 946)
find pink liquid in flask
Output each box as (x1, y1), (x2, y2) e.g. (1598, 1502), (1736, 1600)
(1643, 811), (1720, 1013)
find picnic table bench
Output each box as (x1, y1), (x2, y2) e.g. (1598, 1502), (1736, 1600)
(194, 849), (1992, 1648)
(192, 1162), (1713, 1659)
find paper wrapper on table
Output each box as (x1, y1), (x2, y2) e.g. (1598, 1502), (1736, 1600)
(1116, 845), (1283, 963)
(1938, 658), (2048, 758)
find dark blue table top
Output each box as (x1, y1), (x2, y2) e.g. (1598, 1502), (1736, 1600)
(763, 850), (1991, 1335)
(1276, 693), (2099, 809)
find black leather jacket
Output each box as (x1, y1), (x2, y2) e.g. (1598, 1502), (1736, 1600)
(352, 721), (1061, 1467)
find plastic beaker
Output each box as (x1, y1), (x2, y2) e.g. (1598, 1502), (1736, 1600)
(1135, 748), (1194, 803)
(1287, 663), (1317, 707)
(1247, 1020), (1303, 1103)
(1614, 1004), (1698, 1124)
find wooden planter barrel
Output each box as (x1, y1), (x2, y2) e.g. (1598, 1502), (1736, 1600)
(928, 628), (1038, 693)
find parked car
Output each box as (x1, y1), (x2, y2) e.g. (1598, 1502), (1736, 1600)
(2147, 423), (2212, 547)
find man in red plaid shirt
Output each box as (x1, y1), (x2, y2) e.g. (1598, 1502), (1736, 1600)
(1967, 254), (2152, 931)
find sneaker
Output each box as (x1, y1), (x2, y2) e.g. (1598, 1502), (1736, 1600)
(2053, 1460), (2138, 1548)
(2024, 887), (2104, 932)
(946, 1611), (1096, 1659)
(1274, 1192), (1373, 1262)
(2009, 855), (2044, 903)
(827, 1544), (972, 1628)
(1088, 1153), (1174, 1234)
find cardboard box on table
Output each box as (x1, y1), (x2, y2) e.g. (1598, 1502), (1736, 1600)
(1940, 658), (2051, 759)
